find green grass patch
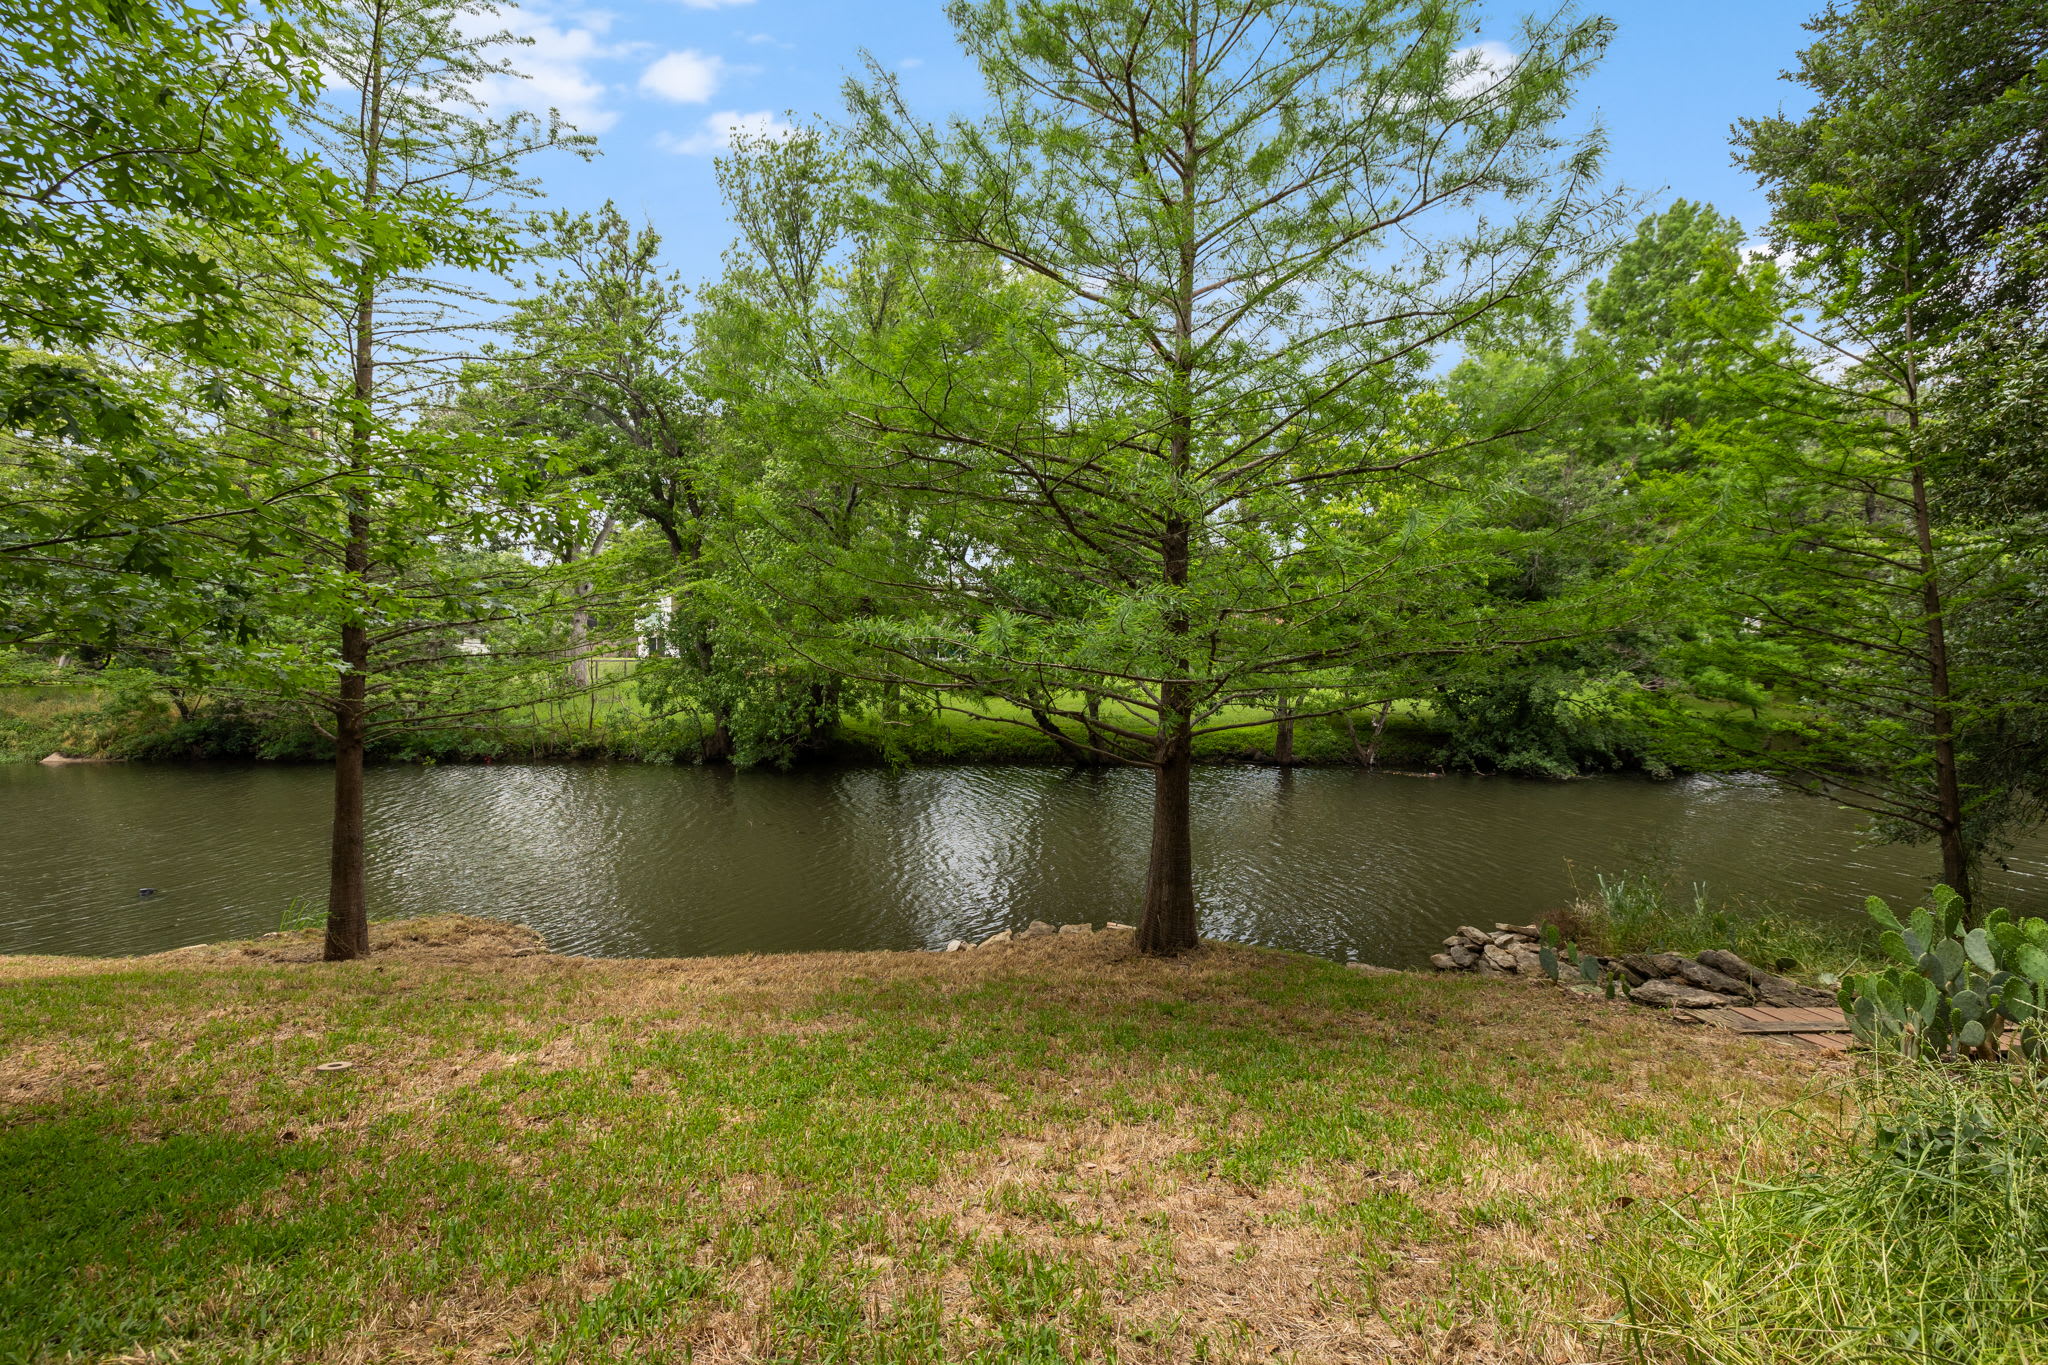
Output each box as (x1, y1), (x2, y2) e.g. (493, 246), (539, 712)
(1608, 1057), (2048, 1365)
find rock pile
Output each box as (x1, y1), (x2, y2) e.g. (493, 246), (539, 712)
(1431, 923), (1549, 977)
(938, 920), (1135, 952)
(1431, 923), (1836, 1011)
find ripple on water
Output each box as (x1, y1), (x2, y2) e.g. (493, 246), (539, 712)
(4, 761), (2045, 960)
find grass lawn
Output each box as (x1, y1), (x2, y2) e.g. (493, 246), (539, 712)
(0, 919), (1843, 1364)
(833, 697), (1445, 769)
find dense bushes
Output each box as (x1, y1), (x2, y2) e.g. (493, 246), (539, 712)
(1430, 672), (1656, 778)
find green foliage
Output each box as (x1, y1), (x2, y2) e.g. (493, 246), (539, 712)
(458, 203), (730, 744)
(1574, 200), (1777, 475)
(1435, 201), (1774, 780)
(0, 669), (175, 761)
(1737, 0), (2046, 339)
(1841, 886), (2048, 1062)
(0, 0), (342, 646)
(0, 0), (327, 353)
(634, 644), (848, 769)
(1431, 671), (1645, 778)
(1680, 0), (2048, 903)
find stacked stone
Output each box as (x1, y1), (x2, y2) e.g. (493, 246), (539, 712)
(938, 920), (1135, 951)
(1431, 923), (1549, 977)
(1612, 949), (1837, 1010)
(1429, 923), (1836, 1011)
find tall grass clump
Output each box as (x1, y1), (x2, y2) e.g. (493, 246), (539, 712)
(1607, 1056), (2048, 1364)
(1553, 873), (1878, 980)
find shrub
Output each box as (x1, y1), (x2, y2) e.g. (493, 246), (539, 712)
(1430, 671), (1646, 778)
(1840, 886), (2048, 1062)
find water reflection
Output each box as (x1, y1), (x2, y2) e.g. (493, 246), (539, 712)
(4, 761), (2045, 963)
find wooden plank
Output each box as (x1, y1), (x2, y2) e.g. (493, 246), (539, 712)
(1728, 1006), (1772, 1022)
(1732, 1006), (1848, 1026)
(1795, 1032), (1853, 1052)
(1725, 1017), (1852, 1034)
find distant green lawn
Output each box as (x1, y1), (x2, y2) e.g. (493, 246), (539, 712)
(835, 695), (1443, 767)
(1, 667), (1451, 768)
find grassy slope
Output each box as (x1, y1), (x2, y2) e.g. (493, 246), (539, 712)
(0, 918), (1840, 1364)
(0, 685), (131, 763)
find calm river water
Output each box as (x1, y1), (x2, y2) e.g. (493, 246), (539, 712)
(5, 762), (2046, 964)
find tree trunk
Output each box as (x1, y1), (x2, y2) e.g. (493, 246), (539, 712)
(690, 635), (734, 763)
(1365, 699), (1392, 769)
(325, 3), (384, 963)
(1910, 462), (1972, 907)
(798, 680), (837, 755)
(1080, 694), (1111, 764)
(564, 516), (612, 690)
(1030, 705), (1092, 764)
(1137, 701), (1198, 955)
(701, 717), (734, 763)
(325, 611), (371, 961)
(1273, 695), (1295, 766)
(1137, 63), (1202, 958)
(1341, 700), (1393, 769)
(1900, 316), (1972, 911)
(1341, 713), (1366, 765)
(567, 600), (592, 689)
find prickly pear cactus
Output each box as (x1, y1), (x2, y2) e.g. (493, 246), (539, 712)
(1841, 886), (2048, 1062)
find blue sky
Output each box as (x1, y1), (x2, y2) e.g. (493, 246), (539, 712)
(489, 0), (1820, 287)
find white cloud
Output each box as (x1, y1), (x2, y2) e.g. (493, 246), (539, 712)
(657, 109), (797, 156)
(640, 49), (725, 103)
(1741, 238), (1804, 275)
(1448, 40), (1517, 101)
(675, 0), (755, 9)
(898, 56), (923, 69)
(739, 31), (779, 45)
(463, 8), (635, 134)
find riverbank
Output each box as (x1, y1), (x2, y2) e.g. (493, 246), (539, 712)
(0, 680), (1455, 770)
(1, 917), (1842, 1363)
